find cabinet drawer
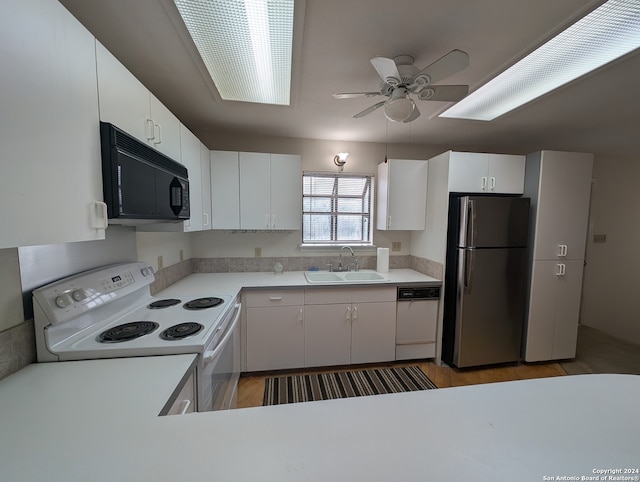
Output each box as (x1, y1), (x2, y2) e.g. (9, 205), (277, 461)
(244, 289), (304, 307)
(304, 288), (351, 305)
(351, 287), (396, 303)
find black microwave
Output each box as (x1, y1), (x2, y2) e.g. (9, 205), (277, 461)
(100, 122), (190, 224)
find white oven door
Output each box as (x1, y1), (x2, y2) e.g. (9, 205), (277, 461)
(198, 302), (241, 411)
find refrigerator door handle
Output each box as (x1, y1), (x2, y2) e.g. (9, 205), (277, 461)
(467, 199), (476, 247)
(458, 197), (476, 247)
(463, 248), (475, 293)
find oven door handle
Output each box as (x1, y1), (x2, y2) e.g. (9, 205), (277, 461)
(203, 303), (241, 362)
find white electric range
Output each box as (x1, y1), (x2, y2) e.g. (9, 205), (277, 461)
(32, 262), (241, 412)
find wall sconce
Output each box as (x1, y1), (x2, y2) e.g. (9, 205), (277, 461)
(334, 152), (349, 171)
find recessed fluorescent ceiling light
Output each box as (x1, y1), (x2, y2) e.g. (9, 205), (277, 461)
(174, 0), (294, 105)
(439, 0), (640, 121)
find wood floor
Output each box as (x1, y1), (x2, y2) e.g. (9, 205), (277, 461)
(237, 359), (567, 409)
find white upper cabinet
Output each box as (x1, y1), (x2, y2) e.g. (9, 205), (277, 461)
(0, 0), (106, 248)
(212, 151), (301, 230)
(377, 159), (428, 230)
(269, 154), (302, 230)
(529, 151), (593, 261)
(448, 152), (525, 194)
(239, 152), (272, 229)
(200, 143), (212, 231)
(180, 125), (203, 232)
(96, 42), (181, 161)
(211, 151), (241, 229)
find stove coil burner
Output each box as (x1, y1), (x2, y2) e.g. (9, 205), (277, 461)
(98, 321), (159, 343)
(183, 297), (224, 310)
(160, 322), (205, 341)
(148, 298), (182, 309)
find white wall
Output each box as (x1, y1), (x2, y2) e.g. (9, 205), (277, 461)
(136, 231), (192, 271)
(581, 152), (640, 344)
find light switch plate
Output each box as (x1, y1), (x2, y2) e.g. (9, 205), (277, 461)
(593, 234), (607, 243)
(391, 242), (401, 252)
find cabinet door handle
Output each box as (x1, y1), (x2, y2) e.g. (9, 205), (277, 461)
(269, 296), (282, 301)
(178, 399), (191, 415)
(481, 176), (487, 190)
(345, 306), (351, 322)
(153, 123), (162, 145)
(490, 176), (496, 191)
(562, 244), (568, 257)
(556, 263), (566, 276)
(352, 306), (358, 321)
(265, 214), (270, 228)
(146, 118), (155, 140)
(271, 214), (276, 229)
(387, 216), (391, 229)
(297, 308), (303, 323)
(92, 201), (109, 230)
(203, 212), (209, 227)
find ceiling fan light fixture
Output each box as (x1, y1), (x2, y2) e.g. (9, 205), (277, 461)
(439, 0), (640, 121)
(174, 0), (294, 105)
(384, 90), (414, 122)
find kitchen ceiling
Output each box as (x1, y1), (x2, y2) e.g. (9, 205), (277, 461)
(59, 0), (640, 155)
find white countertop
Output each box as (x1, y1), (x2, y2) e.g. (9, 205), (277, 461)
(158, 268), (441, 299)
(0, 356), (638, 482)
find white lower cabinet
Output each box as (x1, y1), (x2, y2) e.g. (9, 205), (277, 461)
(304, 287), (397, 368)
(244, 290), (304, 371)
(243, 287), (397, 372)
(525, 259), (585, 362)
(164, 370), (196, 416)
(305, 304), (352, 367)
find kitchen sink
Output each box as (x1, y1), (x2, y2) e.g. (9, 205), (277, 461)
(304, 270), (388, 284)
(342, 272), (385, 281)
(304, 272), (343, 282)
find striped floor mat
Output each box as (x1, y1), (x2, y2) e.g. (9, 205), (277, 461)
(263, 365), (437, 405)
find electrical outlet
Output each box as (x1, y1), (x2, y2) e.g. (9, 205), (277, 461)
(255, 247), (262, 257)
(157, 255), (164, 270)
(593, 234), (607, 243)
(391, 242), (401, 252)
(179, 250), (184, 262)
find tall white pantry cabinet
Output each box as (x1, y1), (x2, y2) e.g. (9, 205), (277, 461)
(523, 150), (593, 362)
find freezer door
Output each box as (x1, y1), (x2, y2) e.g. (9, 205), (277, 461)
(453, 246), (527, 368)
(458, 196), (530, 248)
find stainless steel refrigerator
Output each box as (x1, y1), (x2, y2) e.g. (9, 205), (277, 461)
(442, 195), (530, 368)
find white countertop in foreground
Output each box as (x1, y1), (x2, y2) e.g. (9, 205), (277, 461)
(158, 268), (441, 298)
(0, 355), (638, 482)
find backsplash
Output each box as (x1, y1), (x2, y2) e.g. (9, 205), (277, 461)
(150, 255), (442, 295)
(0, 322), (35, 380)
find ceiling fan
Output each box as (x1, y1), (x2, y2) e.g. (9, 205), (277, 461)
(333, 50), (470, 123)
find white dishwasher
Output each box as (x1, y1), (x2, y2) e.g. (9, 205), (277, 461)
(395, 286), (441, 360)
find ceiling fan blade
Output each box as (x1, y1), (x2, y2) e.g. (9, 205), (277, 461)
(333, 92), (381, 99)
(418, 85), (469, 102)
(370, 57), (401, 86)
(353, 101), (386, 118)
(403, 103), (421, 123)
(413, 49), (469, 86)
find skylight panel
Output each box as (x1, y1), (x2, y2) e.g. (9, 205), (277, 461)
(439, 0), (640, 121)
(174, 0), (294, 105)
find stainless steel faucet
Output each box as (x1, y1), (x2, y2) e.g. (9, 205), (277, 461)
(340, 246), (359, 271)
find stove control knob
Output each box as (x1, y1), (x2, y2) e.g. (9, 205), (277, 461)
(54, 294), (71, 309)
(72, 289), (88, 302)
(141, 267), (154, 277)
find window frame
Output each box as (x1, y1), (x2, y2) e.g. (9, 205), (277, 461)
(301, 171), (374, 245)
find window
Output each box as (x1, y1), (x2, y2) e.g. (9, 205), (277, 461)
(302, 172), (373, 244)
